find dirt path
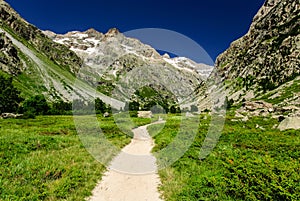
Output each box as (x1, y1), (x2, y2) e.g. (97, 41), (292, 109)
(88, 121), (164, 201)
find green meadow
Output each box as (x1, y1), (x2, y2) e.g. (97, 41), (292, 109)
(0, 115), (150, 200)
(1, 113), (299, 200)
(148, 113), (300, 201)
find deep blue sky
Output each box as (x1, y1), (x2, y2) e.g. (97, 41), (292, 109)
(6, 0), (265, 64)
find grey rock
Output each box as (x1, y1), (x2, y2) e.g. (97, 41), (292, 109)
(103, 112), (110, 118)
(1, 113), (23, 119)
(278, 117), (300, 131)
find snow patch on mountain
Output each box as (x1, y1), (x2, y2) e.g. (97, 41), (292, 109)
(43, 28), (214, 78)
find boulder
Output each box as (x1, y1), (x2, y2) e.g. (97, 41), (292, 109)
(138, 111), (153, 118)
(278, 117), (300, 131)
(242, 116), (249, 122)
(103, 112), (110, 118)
(185, 112), (194, 117)
(1, 113), (23, 119)
(243, 101), (273, 111)
(235, 112), (244, 118)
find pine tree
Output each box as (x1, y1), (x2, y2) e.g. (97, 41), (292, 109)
(0, 73), (23, 114)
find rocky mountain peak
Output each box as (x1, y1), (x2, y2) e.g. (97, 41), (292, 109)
(84, 28), (103, 38)
(105, 28), (120, 37)
(251, 0), (281, 25)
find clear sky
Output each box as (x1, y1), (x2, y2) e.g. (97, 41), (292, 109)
(5, 0), (265, 63)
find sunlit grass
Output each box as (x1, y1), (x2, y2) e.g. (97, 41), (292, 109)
(0, 115), (151, 200)
(148, 113), (300, 200)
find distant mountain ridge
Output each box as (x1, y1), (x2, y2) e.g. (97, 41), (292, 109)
(0, 0), (212, 110)
(43, 28), (213, 79)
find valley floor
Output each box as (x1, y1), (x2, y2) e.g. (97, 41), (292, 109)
(0, 114), (299, 200)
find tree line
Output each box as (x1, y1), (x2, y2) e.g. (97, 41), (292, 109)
(0, 73), (111, 118)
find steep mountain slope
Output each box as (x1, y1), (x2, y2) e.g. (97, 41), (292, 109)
(202, 0), (299, 115)
(0, 0), (124, 108)
(0, 0), (82, 73)
(0, 32), (23, 75)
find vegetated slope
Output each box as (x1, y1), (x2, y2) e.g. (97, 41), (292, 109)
(200, 0), (299, 113)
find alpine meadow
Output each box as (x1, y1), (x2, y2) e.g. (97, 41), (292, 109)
(0, 0), (299, 200)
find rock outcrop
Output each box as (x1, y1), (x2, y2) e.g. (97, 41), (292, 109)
(0, 32), (23, 75)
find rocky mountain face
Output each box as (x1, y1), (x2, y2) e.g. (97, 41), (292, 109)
(0, 32), (23, 75)
(200, 0), (299, 125)
(0, 0), (82, 73)
(214, 0), (299, 97)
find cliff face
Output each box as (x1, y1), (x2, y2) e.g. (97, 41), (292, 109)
(196, 0), (299, 115)
(215, 0), (299, 94)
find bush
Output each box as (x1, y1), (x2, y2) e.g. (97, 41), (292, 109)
(225, 96), (234, 109)
(49, 100), (72, 115)
(22, 95), (50, 115)
(169, 105), (180, 114)
(95, 98), (107, 114)
(129, 101), (139, 111)
(21, 110), (36, 119)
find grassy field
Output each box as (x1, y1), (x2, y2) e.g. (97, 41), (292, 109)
(1, 113), (299, 200)
(148, 113), (300, 201)
(0, 115), (150, 201)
